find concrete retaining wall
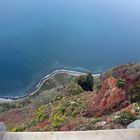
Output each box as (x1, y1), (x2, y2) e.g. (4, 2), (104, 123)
(1, 129), (140, 140)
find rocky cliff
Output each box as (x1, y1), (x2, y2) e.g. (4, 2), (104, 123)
(0, 63), (140, 131)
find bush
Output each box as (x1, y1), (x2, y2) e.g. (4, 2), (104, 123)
(30, 105), (49, 126)
(93, 77), (102, 90)
(117, 78), (126, 89)
(129, 82), (140, 104)
(50, 105), (66, 129)
(115, 112), (137, 126)
(52, 114), (65, 128)
(36, 105), (49, 122)
(64, 83), (84, 96)
(71, 111), (77, 117)
(12, 126), (26, 132)
(57, 105), (66, 115)
(77, 73), (94, 91)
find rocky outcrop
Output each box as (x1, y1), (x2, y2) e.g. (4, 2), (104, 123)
(83, 76), (129, 117)
(120, 103), (140, 116)
(101, 63), (140, 91)
(81, 63), (140, 118)
(127, 120), (140, 129)
(1, 63), (140, 131)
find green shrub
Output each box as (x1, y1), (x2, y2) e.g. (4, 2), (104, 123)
(129, 82), (140, 104)
(115, 112), (137, 126)
(53, 95), (63, 101)
(71, 111), (77, 117)
(79, 118), (103, 130)
(50, 105), (66, 129)
(63, 83), (84, 96)
(77, 73), (94, 91)
(93, 77), (102, 90)
(12, 126), (26, 132)
(30, 105), (49, 126)
(117, 78), (126, 89)
(52, 114), (65, 128)
(57, 105), (66, 115)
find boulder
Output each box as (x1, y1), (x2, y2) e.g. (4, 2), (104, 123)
(0, 122), (6, 132)
(127, 120), (140, 129)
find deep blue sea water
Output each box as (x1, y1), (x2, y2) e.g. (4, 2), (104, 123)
(0, 0), (140, 97)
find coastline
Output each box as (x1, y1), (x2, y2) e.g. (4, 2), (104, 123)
(0, 69), (100, 103)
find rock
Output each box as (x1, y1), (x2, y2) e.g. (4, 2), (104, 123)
(0, 122), (6, 132)
(101, 63), (140, 92)
(95, 121), (106, 127)
(106, 117), (113, 123)
(86, 76), (129, 117)
(127, 120), (140, 129)
(85, 63), (140, 118)
(121, 103), (140, 116)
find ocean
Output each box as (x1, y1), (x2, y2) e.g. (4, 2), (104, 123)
(0, 0), (140, 97)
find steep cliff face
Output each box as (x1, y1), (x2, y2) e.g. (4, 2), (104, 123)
(86, 76), (128, 117)
(83, 63), (140, 117)
(1, 63), (140, 131)
(101, 63), (140, 91)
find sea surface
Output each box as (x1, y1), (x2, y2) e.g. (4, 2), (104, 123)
(0, 0), (140, 97)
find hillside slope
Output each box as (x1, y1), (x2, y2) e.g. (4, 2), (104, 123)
(0, 63), (140, 131)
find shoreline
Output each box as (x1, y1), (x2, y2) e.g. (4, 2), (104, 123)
(0, 69), (100, 103)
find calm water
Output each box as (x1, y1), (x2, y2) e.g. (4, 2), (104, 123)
(0, 0), (140, 97)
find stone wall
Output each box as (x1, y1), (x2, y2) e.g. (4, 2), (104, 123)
(1, 129), (140, 140)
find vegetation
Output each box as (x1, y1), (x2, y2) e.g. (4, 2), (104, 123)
(77, 72), (94, 91)
(62, 83), (84, 96)
(115, 112), (137, 126)
(129, 82), (140, 104)
(12, 126), (26, 132)
(117, 78), (126, 89)
(1, 64), (140, 131)
(93, 77), (101, 90)
(31, 105), (49, 125)
(79, 118), (103, 130)
(51, 114), (66, 129)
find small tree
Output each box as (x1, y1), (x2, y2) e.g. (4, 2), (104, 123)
(86, 73), (94, 91)
(117, 78), (126, 89)
(77, 72), (94, 91)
